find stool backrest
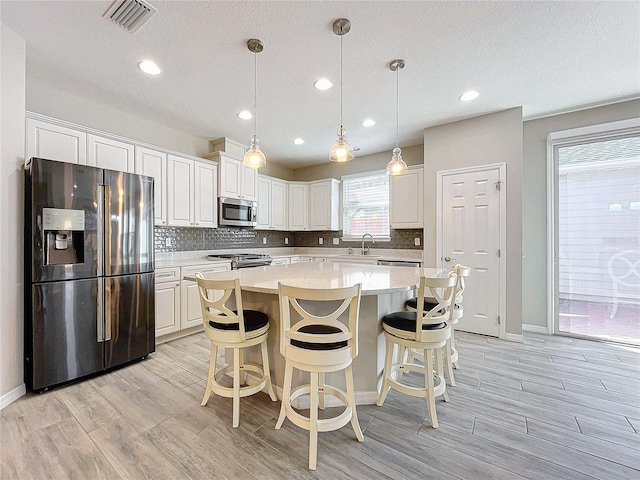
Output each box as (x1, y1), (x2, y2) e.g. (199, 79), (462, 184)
(453, 264), (471, 303)
(414, 273), (457, 340)
(278, 283), (362, 358)
(195, 273), (247, 341)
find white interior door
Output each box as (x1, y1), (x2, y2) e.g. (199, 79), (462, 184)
(439, 166), (502, 337)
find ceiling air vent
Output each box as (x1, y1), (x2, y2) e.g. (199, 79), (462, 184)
(103, 0), (157, 34)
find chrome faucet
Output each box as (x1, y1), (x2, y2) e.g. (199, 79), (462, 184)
(361, 233), (375, 255)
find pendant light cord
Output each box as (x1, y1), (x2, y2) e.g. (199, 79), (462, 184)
(253, 48), (258, 138)
(395, 66), (399, 148)
(340, 29), (343, 131)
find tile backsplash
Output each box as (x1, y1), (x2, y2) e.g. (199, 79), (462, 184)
(155, 226), (423, 253)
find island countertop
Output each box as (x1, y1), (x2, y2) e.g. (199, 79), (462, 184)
(184, 262), (444, 295)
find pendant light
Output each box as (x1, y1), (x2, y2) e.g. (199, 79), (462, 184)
(386, 59), (408, 176)
(329, 18), (354, 163)
(243, 39), (266, 168)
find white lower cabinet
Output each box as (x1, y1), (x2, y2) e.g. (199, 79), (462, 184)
(155, 267), (181, 337)
(180, 263), (231, 330)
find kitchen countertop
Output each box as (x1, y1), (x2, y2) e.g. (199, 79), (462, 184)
(184, 262), (443, 295)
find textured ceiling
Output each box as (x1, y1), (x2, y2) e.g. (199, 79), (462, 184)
(2, 1), (638, 168)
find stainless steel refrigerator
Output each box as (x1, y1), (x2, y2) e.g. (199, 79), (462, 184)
(25, 157), (155, 391)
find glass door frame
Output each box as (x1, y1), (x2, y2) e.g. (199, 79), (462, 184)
(547, 117), (640, 341)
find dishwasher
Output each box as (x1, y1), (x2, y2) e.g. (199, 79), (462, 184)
(377, 259), (422, 267)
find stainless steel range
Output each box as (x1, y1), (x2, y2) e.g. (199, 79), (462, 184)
(207, 253), (272, 269)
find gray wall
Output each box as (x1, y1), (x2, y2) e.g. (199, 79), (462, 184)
(292, 144), (424, 181)
(424, 108), (524, 336)
(522, 99), (640, 329)
(1, 23), (26, 404)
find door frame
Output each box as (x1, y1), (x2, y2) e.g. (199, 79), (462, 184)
(436, 163), (507, 339)
(546, 117), (640, 337)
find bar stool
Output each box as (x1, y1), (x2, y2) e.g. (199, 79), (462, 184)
(377, 273), (457, 428)
(196, 273), (277, 428)
(275, 282), (363, 470)
(405, 264), (471, 386)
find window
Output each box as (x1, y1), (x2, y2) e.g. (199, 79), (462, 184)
(342, 170), (390, 239)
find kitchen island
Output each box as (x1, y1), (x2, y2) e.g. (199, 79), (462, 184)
(187, 262), (444, 404)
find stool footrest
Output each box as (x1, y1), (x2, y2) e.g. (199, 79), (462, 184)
(209, 363), (270, 398)
(284, 384), (353, 433)
(388, 363), (447, 398)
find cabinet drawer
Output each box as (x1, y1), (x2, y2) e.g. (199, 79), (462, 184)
(155, 267), (181, 283)
(271, 257), (291, 266)
(181, 263), (231, 279)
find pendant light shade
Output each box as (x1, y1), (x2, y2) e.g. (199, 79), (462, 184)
(243, 39), (266, 169)
(329, 18), (354, 163)
(386, 59), (407, 176)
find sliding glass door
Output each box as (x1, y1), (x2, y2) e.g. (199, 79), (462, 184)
(549, 120), (640, 344)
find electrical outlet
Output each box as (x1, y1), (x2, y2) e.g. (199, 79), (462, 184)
(319, 238), (323, 245)
(263, 237), (267, 245)
(332, 238), (339, 245)
(414, 238), (421, 246)
(165, 238), (172, 247)
(284, 237), (289, 245)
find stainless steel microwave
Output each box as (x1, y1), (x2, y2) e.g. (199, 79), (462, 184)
(219, 197), (257, 227)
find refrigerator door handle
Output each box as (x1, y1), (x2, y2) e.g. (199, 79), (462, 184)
(97, 185), (105, 277)
(104, 280), (112, 342)
(97, 277), (104, 342)
(104, 185), (111, 276)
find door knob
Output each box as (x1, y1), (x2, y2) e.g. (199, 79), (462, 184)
(444, 256), (451, 262)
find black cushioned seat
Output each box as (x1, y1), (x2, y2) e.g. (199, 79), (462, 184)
(382, 310), (446, 332)
(291, 324), (348, 350)
(210, 310), (269, 331)
(405, 297), (460, 312)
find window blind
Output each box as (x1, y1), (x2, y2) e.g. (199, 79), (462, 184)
(342, 172), (390, 237)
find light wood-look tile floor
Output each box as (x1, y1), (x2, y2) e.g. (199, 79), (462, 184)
(2, 331), (639, 479)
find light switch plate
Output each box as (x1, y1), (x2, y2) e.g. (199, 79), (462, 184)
(414, 238), (421, 246)
(319, 238), (323, 245)
(332, 238), (339, 245)
(165, 238), (172, 247)
(263, 237), (267, 245)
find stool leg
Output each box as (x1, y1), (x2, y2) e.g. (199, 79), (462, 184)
(275, 361), (293, 429)
(397, 346), (407, 382)
(309, 372), (319, 470)
(445, 337), (456, 386)
(425, 348), (438, 428)
(436, 347), (450, 403)
(232, 348), (241, 428)
(345, 364), (364, 442)
(451, 328), (459, 369)
(241, 348), (248, 385)
(319, 372), (326, 410)
(261, 338), (277, 401)
(376, 337), (394, 406)
(201, 343), (217, 406)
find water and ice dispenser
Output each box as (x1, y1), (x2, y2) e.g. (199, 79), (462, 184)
(42, 208), (85, 265)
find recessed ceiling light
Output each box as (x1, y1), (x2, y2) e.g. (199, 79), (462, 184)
(314, 78), (333, 90)
(361, 119), (375, 127)
(237, 110), (252, 120)
(459, 90), (479, 102)
(293, 138), (304, 145)
(138, 60), (161, 75)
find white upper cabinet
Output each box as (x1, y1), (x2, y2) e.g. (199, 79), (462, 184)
(167, 155), (217, 228)
(135, 146), (167, 226)
(288, 182), (309, 231)
(212, 152), (258, 201)
(309, 179), (340, 231)
(256, 175), (289, 230)
(87, 134), (135, 172)
(26, 118), (87, 165)
(390, 165), (424, 229)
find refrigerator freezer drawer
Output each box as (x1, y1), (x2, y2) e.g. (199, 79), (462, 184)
(105, 272), (155, 369)
(30, 278), (103, 390)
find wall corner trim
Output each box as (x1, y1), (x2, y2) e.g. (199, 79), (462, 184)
(504, 333), (525, 343)
(1, 383), (26, 410)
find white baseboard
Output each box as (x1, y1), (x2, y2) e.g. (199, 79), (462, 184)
(505, 333), (524, 343)
(1, 383), (26, 410)
(522, 324), (550, 334)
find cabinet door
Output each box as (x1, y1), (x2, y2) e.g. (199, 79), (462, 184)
(135, 147), (167, 226)
(167, 155), (195, 227)
(219, 156), (242, 198)
(241, 163), (258, 201)
(194, 161), (217, 228)
(155, 281), (181, 337)
(271, 179), (288, 230)
(390, 167), (424, 228)
(256, 176), (271, 229)
(87, 135), (135, 172)
(180, 264), (230, 330)
(288, 183), (309, 231)
(26, 118), (87, 165)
